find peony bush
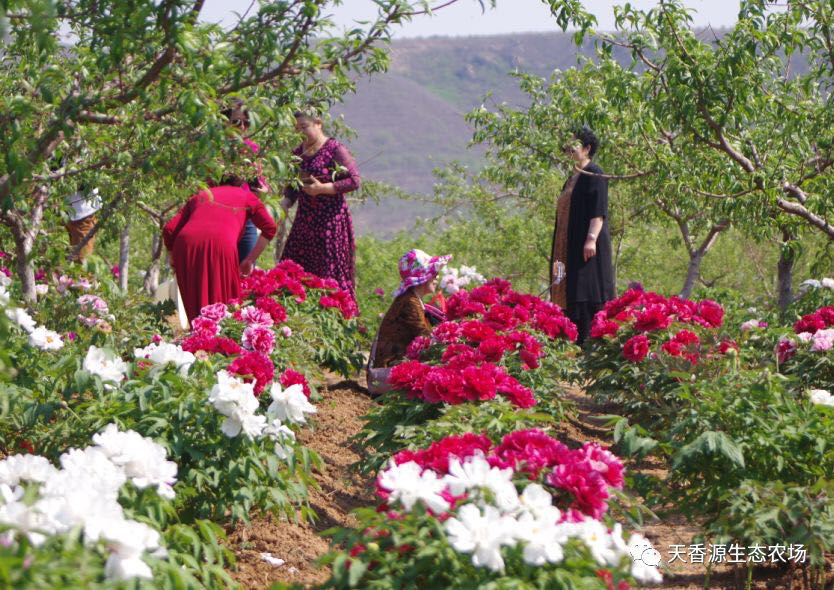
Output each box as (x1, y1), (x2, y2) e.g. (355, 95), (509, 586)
(356, 278), (580, 475)
(319, 431), (660, 589)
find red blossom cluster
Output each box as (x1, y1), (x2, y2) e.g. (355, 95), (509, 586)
(590, 289), (726, 364)
(793, 306), (834, 334)
(388, 360), (536, 408)
(378, 430), (625, 520)
(176, 261), (336, 395)
(240, 259), (357, 318)
(389, 279), (578, 408)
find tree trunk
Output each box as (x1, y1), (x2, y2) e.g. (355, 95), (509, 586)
(777, 228), (795, 315)
(680, 251), (704, 299)
(13, 229), (36, 303)
(143, 232), (163, 295)
(118, 221), (130, 291)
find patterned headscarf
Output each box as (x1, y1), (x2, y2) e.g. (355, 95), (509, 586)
(393, 249), (452, 298)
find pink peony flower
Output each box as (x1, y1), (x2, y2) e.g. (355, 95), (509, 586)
(191, 316), (219, 337)
(236, 306), (274, 328)
(200, 302), (230, 322)
(242, 325), (276, 355)
(406, 336), (432, 360)
(281, 326), (292, 338)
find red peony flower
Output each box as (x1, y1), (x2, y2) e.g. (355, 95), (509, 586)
(489, 429), (569, 478)
(548, 457), (610, 519)
(634, 304), (671, 332)
(590, 315), (620, 339)
(255, 297), (288, 323)
(227, 351), (274, 395)
(460, 320), (496, 343)
(696, 299), (724, 328)
(388, 361), (431, 397)
(622, 334), (650, 362)
(461, 364), (499, 401)
(422, 366), (466, 404)
(469, 285), (500, 306)
(478, 337), (508, 363)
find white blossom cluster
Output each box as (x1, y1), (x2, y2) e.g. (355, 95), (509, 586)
(0, 424), (178, 580)
(439, 265), (486, 295)
(134, 341), (196, 376)
(84, 345), (129, 386)
(0, 277), (65, 351)
(378, 453), (662, 583)
(799, 278), (834, 293)
(207, 371), (314, 459)
(809, 389), (834, 407)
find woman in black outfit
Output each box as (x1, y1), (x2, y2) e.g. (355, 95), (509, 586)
(552, 126), (615, 345)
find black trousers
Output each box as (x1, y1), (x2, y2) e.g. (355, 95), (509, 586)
(566, 301), (602, 347)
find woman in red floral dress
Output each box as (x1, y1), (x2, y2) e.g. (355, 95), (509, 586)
(280, 112), (361, 305)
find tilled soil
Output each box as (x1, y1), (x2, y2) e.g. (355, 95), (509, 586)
(227, 375), (376, 589)
(227, 379), (832, 589)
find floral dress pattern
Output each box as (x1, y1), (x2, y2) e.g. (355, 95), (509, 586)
(281, 138), (360, 303)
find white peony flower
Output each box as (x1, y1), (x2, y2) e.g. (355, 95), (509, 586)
(54, 447), (127, 500)
(798, 332), (814, 343)
(35, 284), (48, 297)
(823, 278), (834, 290)
(378, 460), (450, 514)
(92, 424), (177, 499)
(221, 410), (266, 439)
(0, 454), (58, 487)
(444, 503), (517, 572)
(740, 319), (760, 332)
(516, 483), (562, 522)
(208, 371), (257, 415)
(134, 341), (195, 376)
(809, 389), (834, 407)
(0, 500), (54, 546)
(443, 455), (519, 513)
(28, 326), (63, 350)
(101, 519), (160, 580)
(104, 555), (153, 580)
(514, 511), (566, 565)
(0, 284), (9, 306)
(574, 518), (622, 566)
(266, 383), (316, 424)
(264, 419), (296, 459)
(83, 346), (129, 385)
(0, 273), (11, 288)
(5, 307), (36, 332)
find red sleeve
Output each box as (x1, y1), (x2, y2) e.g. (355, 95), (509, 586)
(248, 194), (277, 241)
(331, 143), (361, 194)
(163, 197), (196, 251)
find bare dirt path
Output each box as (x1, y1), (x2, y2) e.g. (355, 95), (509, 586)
(228, 374), (376, 589)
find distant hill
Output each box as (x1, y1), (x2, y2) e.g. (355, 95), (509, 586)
(333, 31), (597, 236)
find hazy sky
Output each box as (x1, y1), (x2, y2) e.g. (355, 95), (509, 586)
(200, 0), (743, 37)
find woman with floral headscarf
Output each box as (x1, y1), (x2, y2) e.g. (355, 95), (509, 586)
(372, 249), (451, 369)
